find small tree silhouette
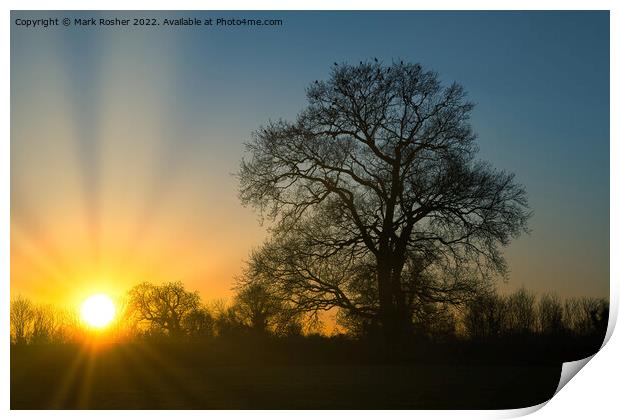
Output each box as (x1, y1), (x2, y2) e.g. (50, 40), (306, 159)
(505, 287), (537, 335)
(463, 292), (507, 339)
(10, 295), (34, 344)
(233, 282), (282, 334)
(538, 293), (563, 335)
(184, 306), (215, 338)
(127, 281), (201, 336)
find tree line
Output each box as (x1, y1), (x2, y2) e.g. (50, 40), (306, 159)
(9, 281), (304, 345)
(10, 281), (608, 345)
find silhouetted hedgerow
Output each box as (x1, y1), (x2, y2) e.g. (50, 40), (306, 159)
(11, 282), (608, 365)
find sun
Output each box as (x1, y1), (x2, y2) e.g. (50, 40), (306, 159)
(80, 294), (116, 328)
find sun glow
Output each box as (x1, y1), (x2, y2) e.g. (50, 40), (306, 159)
(80, 294), (116, 328)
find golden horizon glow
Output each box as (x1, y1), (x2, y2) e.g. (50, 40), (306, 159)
(80, 294), (116, 328)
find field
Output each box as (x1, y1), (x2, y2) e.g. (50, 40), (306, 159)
(11, 340), (562, 409)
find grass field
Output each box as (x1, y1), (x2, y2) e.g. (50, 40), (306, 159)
(11, 341), (562, 409)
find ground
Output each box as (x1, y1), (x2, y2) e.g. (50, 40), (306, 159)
(11, 341), (562, 409)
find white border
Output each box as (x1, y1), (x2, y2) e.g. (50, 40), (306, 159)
(2, 1), (617, 419)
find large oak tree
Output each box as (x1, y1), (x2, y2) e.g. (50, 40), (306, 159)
(239, 60), (530, 345)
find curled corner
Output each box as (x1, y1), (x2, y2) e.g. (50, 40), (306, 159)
(504, 352), (601, 417)
(503, 355), (597, 418)
(500, 401), (548, 418)
(549, 287), (618, 395)
(548, 289), (618, 397)
(487, 298), (613, 418)
(602, 293), (617, 347)
(554, 355), (594, 396)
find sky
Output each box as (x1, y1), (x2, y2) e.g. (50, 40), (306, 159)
(10, 11), (609, 307)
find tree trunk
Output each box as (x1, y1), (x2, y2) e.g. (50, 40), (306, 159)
(377, 257), (401, 353)
(377, 251), (411, 356)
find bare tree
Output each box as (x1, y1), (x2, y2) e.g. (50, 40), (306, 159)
(538, 293), (563, 335)
(30, 304), (59, 344)
(59, 307), (83, 343)
(239, 60), (530, 345)
(233, 282), (283, 334)
(127, 281), (201, 336)
(201, 280), (304, 337)
(211, 299), (247, 337)
(10, 295), (34, 344)
(505, 287), (537, 334)
(184, 306), (215, 338)
(463, 291), (508, 339)
(563, 297), (608, 336)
